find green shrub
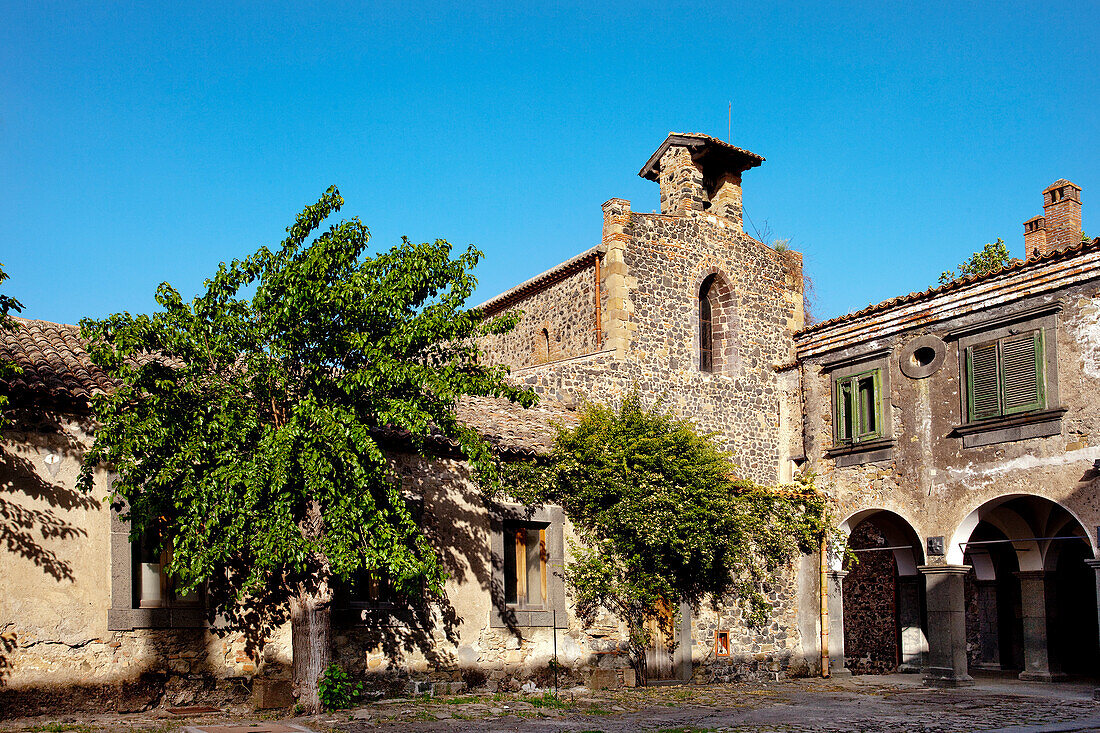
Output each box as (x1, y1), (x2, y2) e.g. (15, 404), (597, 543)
(318, 662), (363, 710)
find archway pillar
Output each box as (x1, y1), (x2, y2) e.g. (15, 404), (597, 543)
(827, 570), (851, 677)
(918, 565), (974, 687)
(1016, 570), (1066, 681)
(897, 575), (927, 672)
(1085, 560), (1100, 685)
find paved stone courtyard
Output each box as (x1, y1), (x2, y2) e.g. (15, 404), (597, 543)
(5, 674), (1100, 733)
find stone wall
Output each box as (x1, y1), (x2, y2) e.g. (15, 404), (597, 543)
(689, 558), (806, 682)
(842, 521), (898, 675)
(470, 185), (810, 677)
(499, 209), (804, 486)
(479, 260), (601, 370)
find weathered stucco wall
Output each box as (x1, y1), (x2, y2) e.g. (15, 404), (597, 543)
(1, 411), (114, 688)
(0, 425), (654, 702)
(801, 280), (1100, 555)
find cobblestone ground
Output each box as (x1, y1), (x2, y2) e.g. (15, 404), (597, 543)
(5, 676), (1100, 733)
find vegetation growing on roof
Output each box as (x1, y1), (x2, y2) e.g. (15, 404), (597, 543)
(938, 238), (1012, 286)
(503, 389), (830, 685)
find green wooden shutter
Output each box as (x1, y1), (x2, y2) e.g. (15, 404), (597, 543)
(967, 342), (1001, 421)
(1001, 330), (1045, 415)
(835, 378), (853, 443)
(856, 371), (881, 440)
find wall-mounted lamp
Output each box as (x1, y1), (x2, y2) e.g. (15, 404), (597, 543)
(43, 453), (62, 478)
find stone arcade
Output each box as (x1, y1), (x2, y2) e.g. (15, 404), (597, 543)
(2, 133), (1099, 706)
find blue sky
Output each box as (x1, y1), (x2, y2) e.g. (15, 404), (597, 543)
(2, 2), (1098, 325)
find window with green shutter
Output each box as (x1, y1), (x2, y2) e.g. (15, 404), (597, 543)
(965, 330), (1046, 422)
(834, 368), (883, 445)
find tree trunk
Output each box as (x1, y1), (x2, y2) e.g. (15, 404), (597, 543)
(291, 588), (333, 713)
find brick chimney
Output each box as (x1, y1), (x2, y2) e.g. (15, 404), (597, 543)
(638, 133), (763, 231)
(1023, 215), (1047, 257)
(1025, 179), (1082, 258)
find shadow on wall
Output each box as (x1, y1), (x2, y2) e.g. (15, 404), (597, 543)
(329, 456), (537, 691)
(1, 410), (103, 688)
(0, 412), (99, 584)
(200, 452), (520, 689)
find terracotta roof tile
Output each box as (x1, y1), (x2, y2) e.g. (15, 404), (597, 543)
(798, 237), (1100, 336)
(474, 246), (602, 316)
(456, 395), (577, 455)
(0, 316), (112, 411)
(0, 316), (574, 455)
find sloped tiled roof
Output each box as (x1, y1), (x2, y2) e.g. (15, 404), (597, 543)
(456, 395), (577, 455)
(1044, 178), (1081, 192)
(798, 237), (1100, 336)
(639, 132), (764, 181)
(0, 316), (573, 455)
(0, 316), (113, 411)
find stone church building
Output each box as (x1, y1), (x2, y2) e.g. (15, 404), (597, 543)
(2, 133), (1099, 706)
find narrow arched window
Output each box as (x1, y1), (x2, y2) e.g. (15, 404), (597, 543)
(700, 276), (715, 372)
(538, 328), (551, 363)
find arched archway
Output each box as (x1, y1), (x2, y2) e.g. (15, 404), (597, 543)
(952, 495), (1097, 680)
(837, 508), (926, 674)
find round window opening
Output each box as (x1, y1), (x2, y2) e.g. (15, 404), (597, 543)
(899, 335), (946, 379)
(912, 346), (937, 368)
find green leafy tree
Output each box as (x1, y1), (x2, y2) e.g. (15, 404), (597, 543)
(939, 238), (1011, 285)
(0, 263), (24, 425)
(506, 391), (828, 684)
(77, 187), (533, 711)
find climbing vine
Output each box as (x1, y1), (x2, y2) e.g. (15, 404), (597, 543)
(502, 390), (831, 682)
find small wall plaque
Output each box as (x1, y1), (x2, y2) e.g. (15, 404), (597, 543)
(927, 536), (945, 556)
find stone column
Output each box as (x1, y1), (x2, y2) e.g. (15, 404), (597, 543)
(1084, 559), (1100, 690)
(827, 570), (851, 677)
(972, 580), (1001, 670)
(600, 198), (634, 357)
(1016, 571), (1064, 681)
(897, 575), (927, 672)
(918, 565), (974, 687)
(711, 172), (743, 228)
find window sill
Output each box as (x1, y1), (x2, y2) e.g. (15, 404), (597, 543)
(491, 607), (567, 629)
(824, 437), (895, 467)
(953, 407), (1067, 448)
(333, 606), (406, 626)
(107, 607), (206, 631)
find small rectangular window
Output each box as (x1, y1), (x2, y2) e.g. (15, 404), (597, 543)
(504, 523), (548, 608)
(132, 532), (199, 609)
(834, 369), (882, 445)
(347, 569), (396, 609)
(715, 630), (730, 657)
(965, 330), (1045, 422)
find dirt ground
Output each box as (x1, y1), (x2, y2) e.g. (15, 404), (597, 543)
(5, 673), (1100, 733)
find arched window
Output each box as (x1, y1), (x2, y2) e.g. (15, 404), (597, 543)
(534, 325), (550, 360)
(699, 276), (716, 372)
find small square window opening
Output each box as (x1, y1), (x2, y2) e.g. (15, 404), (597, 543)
(715, 630), (730, 657)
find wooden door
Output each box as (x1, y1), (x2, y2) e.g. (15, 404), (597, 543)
(645, 599), (677, 681)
